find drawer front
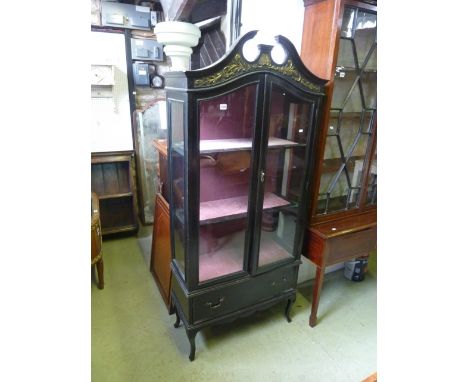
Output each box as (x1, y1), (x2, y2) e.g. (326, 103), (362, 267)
(192, 266), (297, 324)
(327, 227), (376, 264)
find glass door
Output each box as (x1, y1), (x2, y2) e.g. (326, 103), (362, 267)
(255, 82), (315, 270)
(316, 6), (377, 215)
(197, 83), (258, 283)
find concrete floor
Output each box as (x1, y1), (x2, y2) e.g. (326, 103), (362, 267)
(92, 231), (376, 382)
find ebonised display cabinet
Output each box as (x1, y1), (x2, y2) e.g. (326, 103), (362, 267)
(164, 31), (326, 360)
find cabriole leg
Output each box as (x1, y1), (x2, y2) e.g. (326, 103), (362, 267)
(285, 297), (294, 323)
(174, 307), (181, 328)
(187, 329), (197, 361)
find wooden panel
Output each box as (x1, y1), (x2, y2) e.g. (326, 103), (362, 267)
(150, 194), (172, 310)
(191, 21), (226, 70)
(326, 227), (376, 264)
(303, 229), (326, 267)
(102, 163), (120, 195)
(116, 162), (130, 193)
(313, 209), (377, 238)
(301, 0), (343, 80)
(91, 165), (105, 195)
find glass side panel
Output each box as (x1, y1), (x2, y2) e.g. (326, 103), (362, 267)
(316, 5), (377, 215)
(341, 7), (356, 38)
(197, 84), (257, 283)
(170, 100), (186, 278)
(355, 10), (377, 70)
(336, 38), (355, 69)
(257, 84), (312, 268)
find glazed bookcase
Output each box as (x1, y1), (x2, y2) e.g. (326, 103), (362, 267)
(164, 31), (326, 360)
(301, 0), (377, 327)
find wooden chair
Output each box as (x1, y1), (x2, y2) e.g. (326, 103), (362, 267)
(91, 192), (104, 289)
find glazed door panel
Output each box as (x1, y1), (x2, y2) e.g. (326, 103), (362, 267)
(315, 6), (377, 215)
(196, 83), (260, 284)
(253, 78), (318, 271)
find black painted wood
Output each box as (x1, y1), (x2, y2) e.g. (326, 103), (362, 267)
(164, 32), (326, 360)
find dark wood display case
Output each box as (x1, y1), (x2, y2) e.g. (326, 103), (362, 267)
(301, 0), (377, 327)
(91, 151), (139, 235)
(165, 31), (326, 360)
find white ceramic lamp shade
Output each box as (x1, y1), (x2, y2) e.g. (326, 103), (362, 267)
(154, 21), (201, 71)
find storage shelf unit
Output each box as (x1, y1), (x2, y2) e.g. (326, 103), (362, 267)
(91, 151), (138, 235)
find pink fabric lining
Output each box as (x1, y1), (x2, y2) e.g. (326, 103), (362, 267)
(199, 232), (292, 282)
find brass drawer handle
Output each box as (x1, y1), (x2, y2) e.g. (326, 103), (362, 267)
(206, 297), (224, 309)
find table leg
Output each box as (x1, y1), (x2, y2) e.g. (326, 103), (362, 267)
(309, 265), (325, 327)
(96, 258), (104, 289)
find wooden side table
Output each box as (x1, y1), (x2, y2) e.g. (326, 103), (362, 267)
(304, 210), (376, 327)
(91, 192), (104, 289)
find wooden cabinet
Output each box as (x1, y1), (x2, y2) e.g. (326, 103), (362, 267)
(165, 31), (326, 360)
(301, 0), (377, 326)
(91, 151), (139, 235)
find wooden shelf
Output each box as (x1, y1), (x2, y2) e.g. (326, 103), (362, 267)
(200, 192), (290, 225)
(101, 224), (138, 235)
(201, 137), (302, 153)
(175, 192), (291, 226)
(173, 138), (303, 155)
(98, 192), (133, 200)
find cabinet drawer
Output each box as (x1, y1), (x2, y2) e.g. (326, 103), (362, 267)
(326, 227), (376, 265)
(192, 266), (297, 323)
